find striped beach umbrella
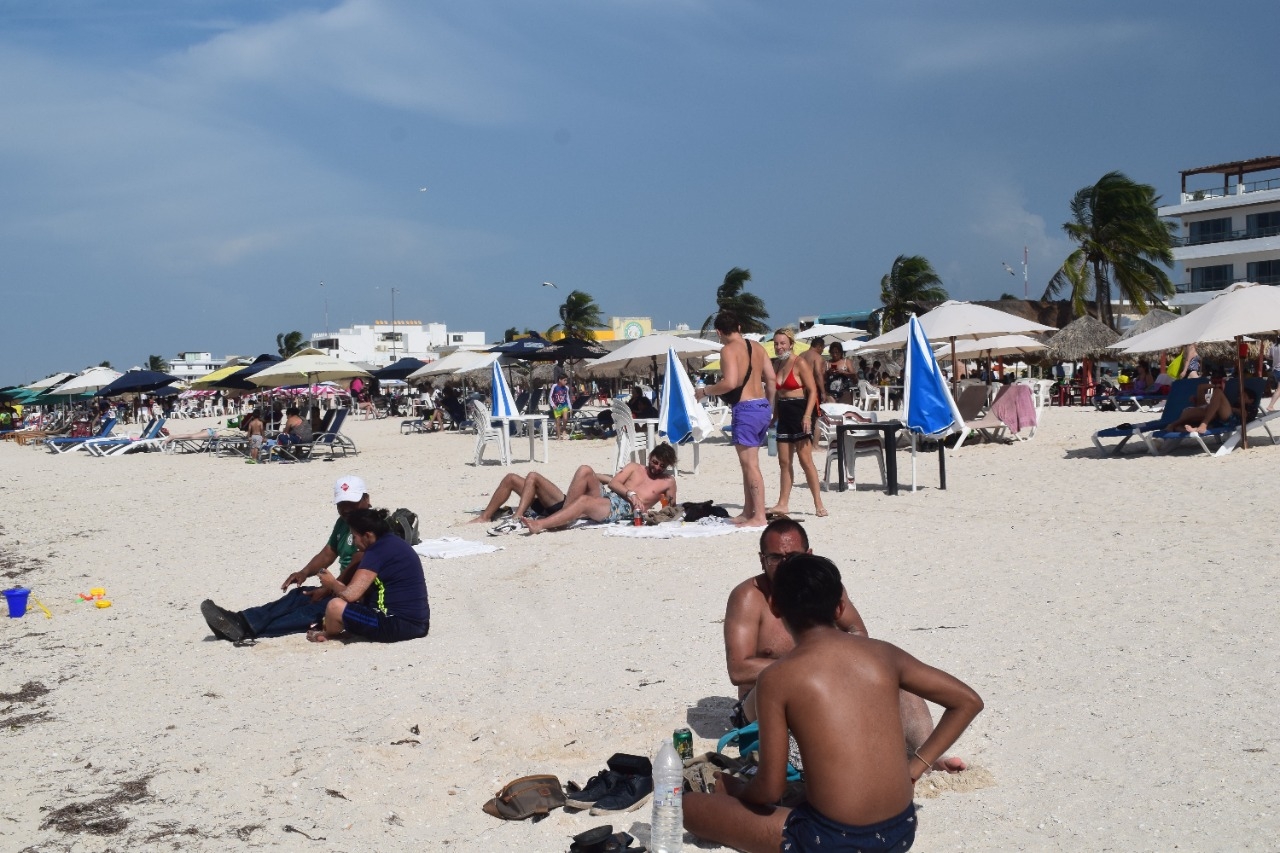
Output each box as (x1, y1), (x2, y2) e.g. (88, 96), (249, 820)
(659, 347), (713, 445)
(489, 359), (518, 418)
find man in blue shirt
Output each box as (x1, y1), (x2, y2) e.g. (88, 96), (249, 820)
(307, 508), (429, 643)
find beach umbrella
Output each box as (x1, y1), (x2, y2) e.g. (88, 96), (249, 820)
(93, 369), (182, 397)
(213, 354), (286, 391)
(1119, 309), (1180, 340)
(525, 337), (610, 362)
(22, 372), (75, 392)
(190, 360), (253, 389)
(701, 338), (809, 373)
(1045, 316), (1120, 392)
(247, 349), (370, 388)
(487, 335), (550, 357)
(659, 347), (714, 445)
(56, 366), (123, 395)
(488, 359), (518, 418)
(371, 357), (429, 381)
(585, 334), (722, 377)
(1108, 282), (1280, 448)
(795, 324), (863, 342)
(903, 314), (965, 490)
(936, 334), (1048, 360)
(407, 350), (495, 382)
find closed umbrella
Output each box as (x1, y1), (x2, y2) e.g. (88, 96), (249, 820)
(659, 347), (714, 446)
(489, 359), (518, 418)
(903, 315), (965, 490)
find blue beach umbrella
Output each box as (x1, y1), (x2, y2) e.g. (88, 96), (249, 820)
(659, 347), (713, 445)
(903, 315), (964, 438)
(489, 359), (518, 418)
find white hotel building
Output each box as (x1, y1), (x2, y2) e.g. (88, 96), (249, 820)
(1159, 156), (1280, 308)
(310, 321), (487, 367)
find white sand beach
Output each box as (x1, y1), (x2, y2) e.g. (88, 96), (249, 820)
(2, 410), (1277, 851)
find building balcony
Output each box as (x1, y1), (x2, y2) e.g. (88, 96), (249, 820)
(1173, 224), (1280, 247)
(1175, 274), (1280, 294)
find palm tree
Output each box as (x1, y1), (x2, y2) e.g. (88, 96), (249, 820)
(98, 360), (113, 369)
(547, 291), (604, 340)
(1044, 171), (1175, 329)
(276, 331), (305, 357)
(145, 354), (169, 372)
(871, 255), (948, 333)
(701, 267), (769, 335)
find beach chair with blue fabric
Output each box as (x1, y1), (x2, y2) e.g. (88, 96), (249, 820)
(84, 417), (167, 457)
(45, 418), (117, 454)
(301, 407), (355, 459)
(1144, 377), (1270, 456)
(1090, 378), (1201, 457)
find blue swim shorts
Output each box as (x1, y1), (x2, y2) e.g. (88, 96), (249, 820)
(781, 802), (916, 853)
(600, 486), (633, 523)
(731, 398), (772, 447)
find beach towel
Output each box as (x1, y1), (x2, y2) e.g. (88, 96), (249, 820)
(413, 538), (502, 559)
(602, 518), (758, 539)
(989, 384), (1037, 434)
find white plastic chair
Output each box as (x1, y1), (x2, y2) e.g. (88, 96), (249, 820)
(472, 400), (507, 466)
(857, 380), (883, 411)
(612, 400), (649, 473)
(821, 410), (886, 489)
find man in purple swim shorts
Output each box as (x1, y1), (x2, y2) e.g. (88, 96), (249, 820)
(696, 310), (776, 526)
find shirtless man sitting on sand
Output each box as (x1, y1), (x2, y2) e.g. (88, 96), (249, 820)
(519, 443), (677, 534)
(686, 553), (983, 853)
(470, 467), (603, 532)
(725, 518), (966, 773)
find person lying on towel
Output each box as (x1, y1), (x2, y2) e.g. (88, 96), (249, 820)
(519, 443), (677, 534)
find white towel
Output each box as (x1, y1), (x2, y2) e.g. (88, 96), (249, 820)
(602, 518), (758, 539)
(413, 537), (502, 559)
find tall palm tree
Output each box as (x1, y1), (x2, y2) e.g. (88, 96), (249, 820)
(701, 267), (769, 335)
(1044, 171), (1175, 329)
(871, 255), (948, 333)
(547, 290), (604, 340)
(145, 354), (169, 372)
(276, 331), (305, 357)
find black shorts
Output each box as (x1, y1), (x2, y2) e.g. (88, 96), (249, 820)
(341, 602), (429, 643)
(530, 498), (565, 518)
(775, 397), (812, 444)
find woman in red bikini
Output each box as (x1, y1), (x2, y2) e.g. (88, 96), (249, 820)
(769, 328), (827, 518)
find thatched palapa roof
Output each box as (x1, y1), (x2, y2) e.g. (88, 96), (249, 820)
(1046, 315), (1120, 361)
(1119, 309), (1179, 340)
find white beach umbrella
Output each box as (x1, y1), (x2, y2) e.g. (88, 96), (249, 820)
(659, 347), (714, 445)
(584, 334), (722, 377)
(936, 334), (1048, 361)
(56, 366), (123, 395)
(22, 372), (75, 391)
(407, 350), (494, 381)
(246, 349), (371, 388)
(795, 324), (863, 342)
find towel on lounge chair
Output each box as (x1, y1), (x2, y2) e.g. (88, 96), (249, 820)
(989, 384), (1037, 434)
(413, 538), (501, 559)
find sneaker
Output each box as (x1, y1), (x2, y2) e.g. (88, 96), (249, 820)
(201, 599), (250, 644)
(487, 519), (520, 537)
(564, 769), (620, 810)
(588, 774), (653, 815)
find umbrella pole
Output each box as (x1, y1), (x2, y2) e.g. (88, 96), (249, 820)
(1237, 335), (1249, 450)
(949, 338), (957, 392)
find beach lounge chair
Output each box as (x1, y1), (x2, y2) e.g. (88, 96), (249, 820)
(1145, 377), (1270, 456)
(45, 418), (117, 454)
(953, 385), (1007, 444)
(1089, 378), (1202, 457)
(299, 407), (355, 459)
(85, 417), (167, 456)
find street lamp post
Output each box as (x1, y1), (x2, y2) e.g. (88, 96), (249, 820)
(391, 287), (400, 362)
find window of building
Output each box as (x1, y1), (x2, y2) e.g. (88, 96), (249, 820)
(1188, 265), (1234, 292)
(451, 334), (463, 342)
(314, 338), (339, 350)
(1246, 260), (1280, 285)
(1188, 217), (1232, 244)
(1245, 211), (1280, 239)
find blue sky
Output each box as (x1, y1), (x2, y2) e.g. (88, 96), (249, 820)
(3, 0), (1279, 384)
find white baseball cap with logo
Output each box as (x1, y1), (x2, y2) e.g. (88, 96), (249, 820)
(333, 475), (368, 504)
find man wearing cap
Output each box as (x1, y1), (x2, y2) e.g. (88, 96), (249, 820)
(200, 475), (372, 644)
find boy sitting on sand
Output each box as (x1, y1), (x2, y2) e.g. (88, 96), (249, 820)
(684, 554), (983, 853)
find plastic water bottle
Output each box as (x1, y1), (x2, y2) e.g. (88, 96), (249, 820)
(651, 739), (684, 852)
(767, 426), (778, 457)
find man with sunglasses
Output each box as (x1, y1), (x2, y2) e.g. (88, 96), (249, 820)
(723, 518), (965, 772)
(200, 475), (373, 644)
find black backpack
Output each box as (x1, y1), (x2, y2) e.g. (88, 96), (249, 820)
(389, 508), (421, 546)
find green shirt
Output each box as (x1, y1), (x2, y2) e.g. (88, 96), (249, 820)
(327, 517), (359, 570)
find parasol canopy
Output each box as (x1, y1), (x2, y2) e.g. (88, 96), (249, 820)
(795, 324), (863, 342)
(585, 334), (721, 377)
(22, 372), (75, 392)
(56, 367), (123, 395)
(94, 369), (182, 397)
(861, 300), (1057, 352)
(524, 337), (610, 362)
(1112, 283), (1280, 354)
(936, 334), (1048, 361)
(370, 358), (429, 381)
(247, 349), (370, 388)
(1118, 309), (1180, 341)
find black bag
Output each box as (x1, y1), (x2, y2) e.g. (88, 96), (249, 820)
(389, 508), (421, 546)
(682, 500), (729, 523)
